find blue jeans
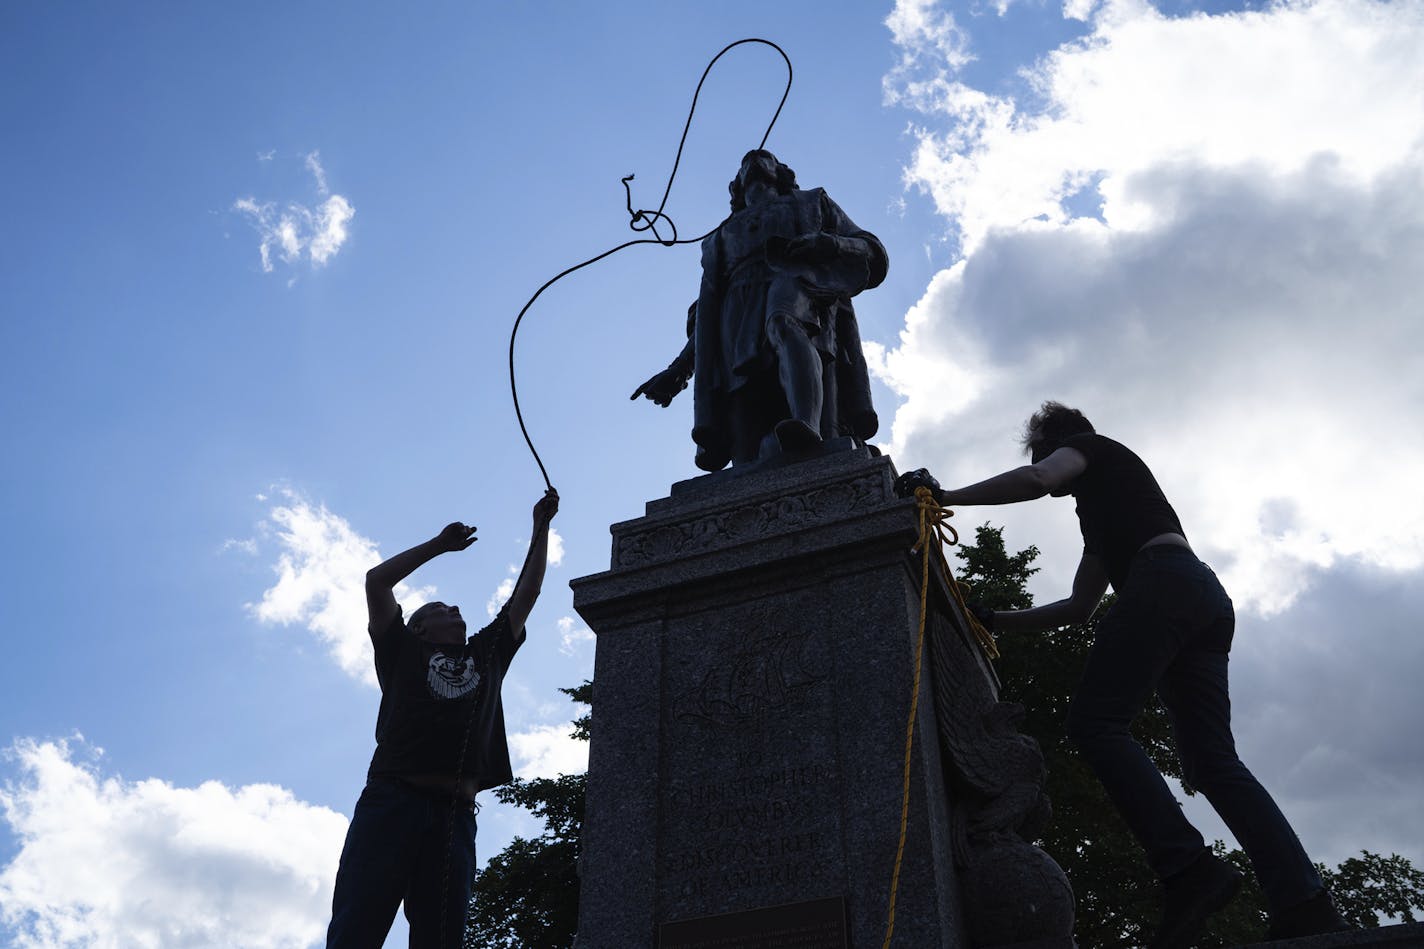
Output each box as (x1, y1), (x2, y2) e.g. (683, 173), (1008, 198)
(1065, 545), (1323, 912)
(326, 777), (478, 949)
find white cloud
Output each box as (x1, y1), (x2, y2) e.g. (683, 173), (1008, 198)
(877, 0), (1424, 616)
(485, 575), (516, 620)
(249, 489), (432, 687)
(556, 615), (595, 657)
(883, 0), (975, 112)
(308, 195), (354, 266)
(232, 152), (354, 275)
(220, 537), (258, 556)
(507, 724), (588, 780)
(485, 528), (563, 618)
(892, 0), (1424, 254)
(304, 151), (329, 195)
(0, 737), (346, 949)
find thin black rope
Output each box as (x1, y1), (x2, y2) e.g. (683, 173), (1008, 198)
(508, 38), (792, 491)
(434, 43), (793, 940)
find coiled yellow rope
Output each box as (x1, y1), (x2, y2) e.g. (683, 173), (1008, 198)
(881, 487), (999, 949)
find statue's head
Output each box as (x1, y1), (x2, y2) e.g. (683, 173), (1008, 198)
(1022, 400), (1094, 462)
(409, 600), (467, 645)
(729, 149), (798, 211)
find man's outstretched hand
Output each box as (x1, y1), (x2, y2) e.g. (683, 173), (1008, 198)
(436, 522), (478, 552)
(533, 488), (560, 527)
(893, 468), (943, 501)
(630, 367), (690, 407)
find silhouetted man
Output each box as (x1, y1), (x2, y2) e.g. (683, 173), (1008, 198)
(936, 403), (1348, 948)
(326, 489), (559, 949)
(633, 149), (885, 471)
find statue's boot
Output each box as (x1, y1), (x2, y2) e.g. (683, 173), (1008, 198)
(774, 418), (823, 452)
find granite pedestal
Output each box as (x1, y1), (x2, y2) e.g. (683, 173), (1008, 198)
(571, 447), (1073, 949)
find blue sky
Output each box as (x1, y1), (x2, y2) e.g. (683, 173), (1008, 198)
(3, 1), (1422, 945)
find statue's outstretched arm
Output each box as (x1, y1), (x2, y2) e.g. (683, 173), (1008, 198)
(631, 301), (696, 407)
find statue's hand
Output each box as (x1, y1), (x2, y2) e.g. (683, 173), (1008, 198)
(630, 367), (690, 407)
(782, 233), (839, 264)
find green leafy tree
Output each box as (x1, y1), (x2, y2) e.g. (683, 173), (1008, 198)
(1324, 852), (1424, 928)
(463, 683), (589, 949)
(955, 524), (1424, 945)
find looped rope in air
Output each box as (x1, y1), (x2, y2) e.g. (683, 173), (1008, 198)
(508, 38), (793, 490)
(882, 487), (999, 949)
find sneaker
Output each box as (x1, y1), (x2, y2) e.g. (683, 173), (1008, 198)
(1266, 890), (1353, 939)
(1151, 851), (1244, 949)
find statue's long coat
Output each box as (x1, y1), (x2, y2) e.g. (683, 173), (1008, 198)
(690, 187), (888, 471)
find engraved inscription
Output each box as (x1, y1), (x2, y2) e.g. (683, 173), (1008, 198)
(662, 761), (835, 904)
(616, 473), (884, 568)
(660, 595), (842, 916)
(671, 602), (830, 729)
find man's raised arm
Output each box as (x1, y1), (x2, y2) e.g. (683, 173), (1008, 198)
(365, 522), (477, 636)
(504, 489), (560, 636)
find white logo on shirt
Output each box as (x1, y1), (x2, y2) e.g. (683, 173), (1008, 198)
(427, 651), (481, 700)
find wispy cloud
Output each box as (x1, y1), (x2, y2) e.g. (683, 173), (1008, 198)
(232, 151), (354, 276)
(485, 527), (564, 618)
(0, 736), (346, 949)
(883, 0), (974, 111)
(247, 489), (432, 687)
(556, 615), (594, 657)
(485, 575), (516, 620)
(304, 151), (329, 195)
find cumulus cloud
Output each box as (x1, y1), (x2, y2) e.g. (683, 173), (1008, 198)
(233, 151), (354, 275)
(0, 736), (346, 949)
(874, 0), (1424, 877)
(247, 489), (432, 687)
(888, 0), (1424, 254)
(876, 0), (1424, 615)
(507, 723), (589, 780)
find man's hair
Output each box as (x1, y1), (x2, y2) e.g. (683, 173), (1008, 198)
(728, 150), (798, 211)
(408, 601), (445, 634)
(1022, 401), (1094, 455)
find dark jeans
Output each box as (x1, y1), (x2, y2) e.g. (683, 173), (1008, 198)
(1065, 545), (1323, 912)
(326, 777), (478, 949)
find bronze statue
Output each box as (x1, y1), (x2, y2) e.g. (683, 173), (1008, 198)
(632, 150), (887, 472)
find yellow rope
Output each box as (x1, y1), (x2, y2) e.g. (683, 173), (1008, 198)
(881, 487), (1000, 949)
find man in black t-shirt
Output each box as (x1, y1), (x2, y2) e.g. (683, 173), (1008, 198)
(934, 403), (1347, 948)
(326, 488), (559, 949)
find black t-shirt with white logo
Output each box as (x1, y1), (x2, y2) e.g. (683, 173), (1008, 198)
(1063, 432), (1188, 591)
(366, 606), (522, 792)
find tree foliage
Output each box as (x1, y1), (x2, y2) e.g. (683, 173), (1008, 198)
(463, 684), (588, 949)
(1324, 851), (1424, 928)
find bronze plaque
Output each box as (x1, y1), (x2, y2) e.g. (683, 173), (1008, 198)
(657, 896), (847, 949)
